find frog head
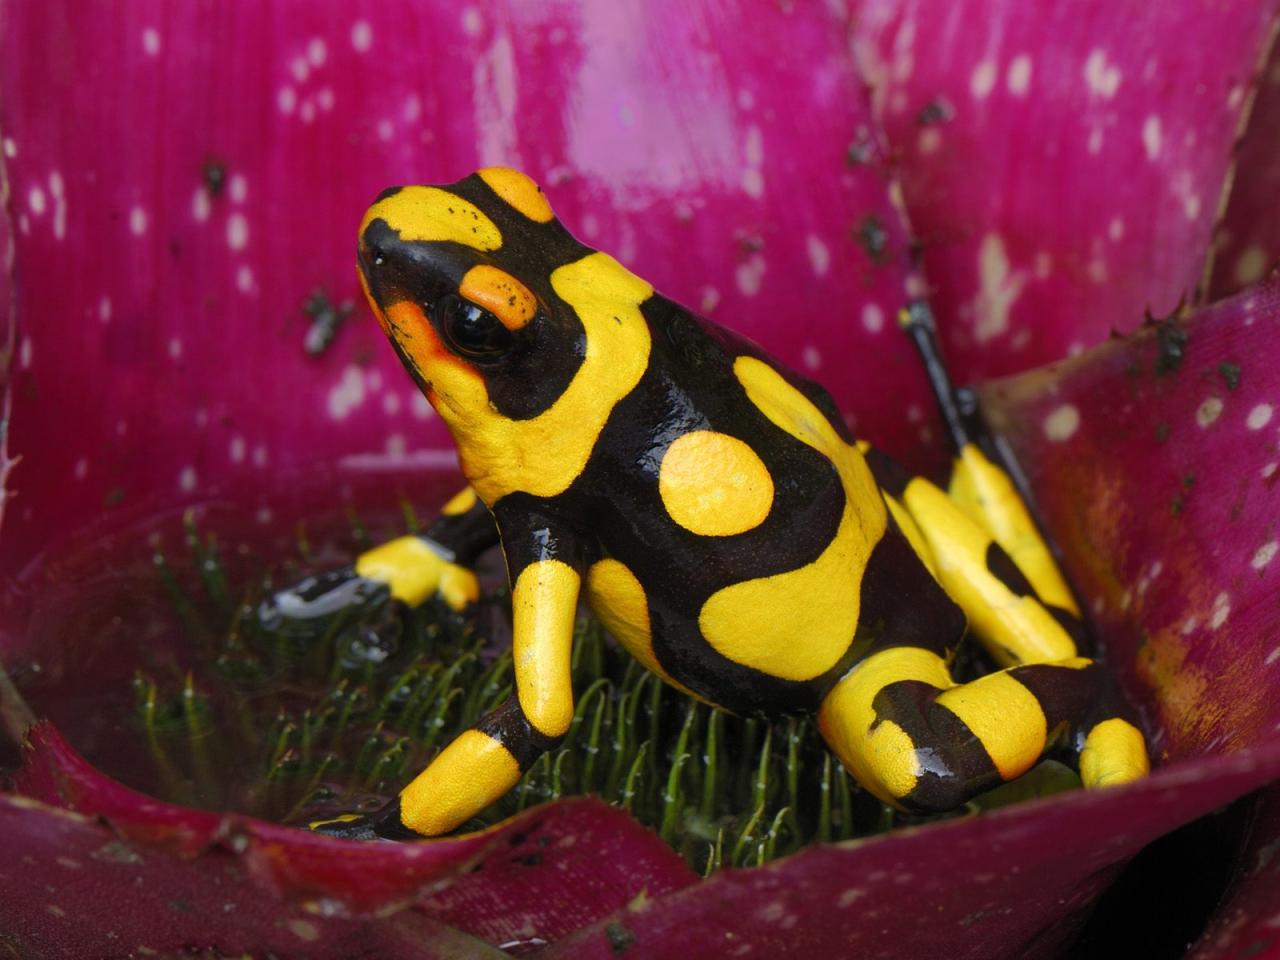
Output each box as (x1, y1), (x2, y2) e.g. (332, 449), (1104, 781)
(357, 168), (654, 504)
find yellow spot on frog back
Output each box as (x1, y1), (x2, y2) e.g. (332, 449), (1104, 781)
(479, 167), (556, 223)
(361, 186), (502, 251)
(696, 357), (886, 682)
(460, 264), (538, 331)
(659, 431), (774, 536)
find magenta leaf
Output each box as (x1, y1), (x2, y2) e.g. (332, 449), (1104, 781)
(543, 742), (1280, 959)
(1187, 783), (1280, 959)
(8, 721), (695, 953)
(1, 789), (511, 960)
(1210, 40), (1280, 299)
(853, 1), (1279, 381)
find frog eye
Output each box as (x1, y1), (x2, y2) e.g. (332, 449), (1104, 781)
(435, 293), (514, 361)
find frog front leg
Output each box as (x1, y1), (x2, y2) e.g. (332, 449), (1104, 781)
(312, 505), (586, 839)
(258, 486), (496, 636)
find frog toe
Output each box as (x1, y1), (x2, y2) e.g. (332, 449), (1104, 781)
(1079, 717), (1149, 789)
(308, 801), (418, 842)
(257, 566), (390, 636)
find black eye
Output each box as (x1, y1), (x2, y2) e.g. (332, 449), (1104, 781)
(434, 294), (513, 360)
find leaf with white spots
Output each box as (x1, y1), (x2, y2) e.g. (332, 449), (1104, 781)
(983, 277), (1280, 757)
(852, 0), (1279, 381)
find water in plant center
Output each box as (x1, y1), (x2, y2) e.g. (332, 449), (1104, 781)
(4, 468), (1077, 873)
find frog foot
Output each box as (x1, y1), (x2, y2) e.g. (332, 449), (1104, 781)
(308, 801), (418, 841)
(257, 566), (391, 639)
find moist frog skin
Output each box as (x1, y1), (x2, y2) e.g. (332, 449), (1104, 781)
(263, 167), (1148, 840)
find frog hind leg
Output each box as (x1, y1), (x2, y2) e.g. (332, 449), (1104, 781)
(817, 502), (1145, 810)
(820, 309), (1149, 807)
(898, 302), (1087, 645)
(258, 486), (497, 635)
(311, 694), (561, 839)
(817, 648), (1149, 813)
(859, 478), (1150, 801)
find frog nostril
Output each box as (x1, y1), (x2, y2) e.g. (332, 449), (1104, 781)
(358, 236), (387, 271)
(360, 218), (398, 271)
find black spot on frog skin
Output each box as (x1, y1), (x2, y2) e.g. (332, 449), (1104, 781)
(375, 185), (404, 203)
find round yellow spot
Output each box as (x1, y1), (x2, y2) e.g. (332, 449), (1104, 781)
(658, 431), (773, 537)
(478, 167), (555, 223)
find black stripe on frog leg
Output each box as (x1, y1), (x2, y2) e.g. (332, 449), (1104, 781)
(871, 678), (1004, 811)
(984, 541), (1036, 597)
(984, 540), (1091, 655)
(475, 693), (569, 770)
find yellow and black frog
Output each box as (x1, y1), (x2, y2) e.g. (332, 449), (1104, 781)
(266, 167), (1147, 840)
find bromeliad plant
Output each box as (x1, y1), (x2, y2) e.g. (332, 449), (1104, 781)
(3, 2), (1280, 957)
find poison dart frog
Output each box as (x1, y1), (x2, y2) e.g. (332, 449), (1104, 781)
(266, 167), (1149, 840)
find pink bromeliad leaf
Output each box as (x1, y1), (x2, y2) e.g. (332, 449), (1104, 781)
(852, 0), (1279, 380)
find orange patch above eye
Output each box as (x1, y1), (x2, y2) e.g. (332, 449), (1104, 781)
(459, 265), (538, 331)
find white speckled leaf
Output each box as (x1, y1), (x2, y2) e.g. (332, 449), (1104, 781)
(981, 279), (1280, 759)
(852, 0), (1279, 380)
